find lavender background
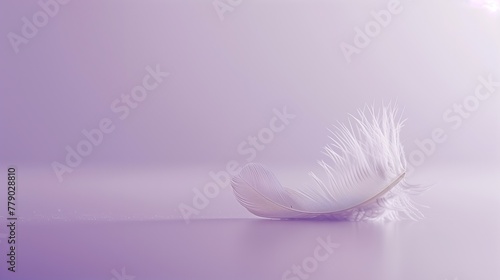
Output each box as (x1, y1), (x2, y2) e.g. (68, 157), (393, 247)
(0, 0), (498, 220)
(0, 0), (499, 279)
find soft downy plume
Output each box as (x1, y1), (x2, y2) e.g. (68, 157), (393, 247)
(231, 104), (427, 222)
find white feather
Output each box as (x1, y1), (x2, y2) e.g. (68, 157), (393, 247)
(231, 104), (426, 222)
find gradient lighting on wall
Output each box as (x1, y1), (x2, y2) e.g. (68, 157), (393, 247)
(468, 0), (500, 12)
